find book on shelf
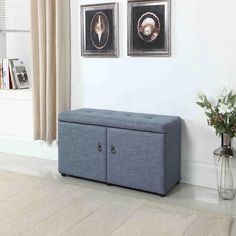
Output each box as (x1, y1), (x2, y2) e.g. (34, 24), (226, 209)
(2, 59), (10, 89)
(8, 59), (16, 89)
(0, 58), (30, 90)
(0, 60), (2, 89)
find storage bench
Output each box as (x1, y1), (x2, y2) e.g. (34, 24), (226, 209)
(58, 108), (181, 195)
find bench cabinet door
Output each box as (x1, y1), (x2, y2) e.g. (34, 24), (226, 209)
(107, 128), (165, 194)
(58, 122), (107, 182)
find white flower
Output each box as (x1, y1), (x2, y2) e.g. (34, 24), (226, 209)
(218, 102), (234, 114)
(196, 91), (204, 102)
(210, 99), (217, 108)
(217, 87), (228, 101)
(204, 108), (211, 113)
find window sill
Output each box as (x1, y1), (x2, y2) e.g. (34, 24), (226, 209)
(0, 89), (32, 101)
(0, 30), (30, 33)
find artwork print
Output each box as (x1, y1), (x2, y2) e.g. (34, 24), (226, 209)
(128, 0), (171, 56)
(81, 3), (118, 57)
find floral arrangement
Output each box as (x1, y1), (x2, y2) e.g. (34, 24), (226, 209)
(197, 89), (236, 138)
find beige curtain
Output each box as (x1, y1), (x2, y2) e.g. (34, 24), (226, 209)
(31, 0), (71, 142)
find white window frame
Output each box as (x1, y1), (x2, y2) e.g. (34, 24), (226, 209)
(0, 0), (30, 32)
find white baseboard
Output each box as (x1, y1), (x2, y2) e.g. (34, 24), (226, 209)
(0, 135), (234, 189)
(0, 135), (58, 160)
(181, 160), (217, 189)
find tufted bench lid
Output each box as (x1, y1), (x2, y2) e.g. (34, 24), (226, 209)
(58, 108), (181, 134)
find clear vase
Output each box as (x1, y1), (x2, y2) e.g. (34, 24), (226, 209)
(214, 133), (236, 200)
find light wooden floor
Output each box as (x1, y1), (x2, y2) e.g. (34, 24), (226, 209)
(0, 153), (235, 235)
(0, 170), (147, 235)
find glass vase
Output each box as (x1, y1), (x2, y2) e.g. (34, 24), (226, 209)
(214, 133), (236, 200)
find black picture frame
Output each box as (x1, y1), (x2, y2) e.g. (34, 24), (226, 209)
(81, 3), (119, 57)
(128, 0), (171, 56)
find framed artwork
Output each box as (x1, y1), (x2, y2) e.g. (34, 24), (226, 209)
(128, 0), (171, 56)
(81, 3), (119, 57)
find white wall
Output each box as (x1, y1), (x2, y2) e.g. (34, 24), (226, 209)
(0, 33), (6, 58)
(71, 0), (236, 188)
(0, 90), (32, 138)
(0, 89), (58, 160)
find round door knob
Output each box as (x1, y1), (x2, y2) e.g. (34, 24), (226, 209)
(111, 146), (116, 154)
(97, 144), (102, 152)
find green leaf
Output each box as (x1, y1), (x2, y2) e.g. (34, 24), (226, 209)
(229, 95), (236, 105)
(196, 102), (205, 108)
(217, 126), (225, 134)
(228, 90), (233, 98)
(204, 95), (208, 104)
(205, 112), (212, 118)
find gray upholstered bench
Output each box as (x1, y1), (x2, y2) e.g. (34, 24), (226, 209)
(58, 108), (181, 196)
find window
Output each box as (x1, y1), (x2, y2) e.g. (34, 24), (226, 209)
(0, 0), (30, 32)
(0, 0), (6, 30)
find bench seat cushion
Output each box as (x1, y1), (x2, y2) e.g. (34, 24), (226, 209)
(58, 108), (180, 134)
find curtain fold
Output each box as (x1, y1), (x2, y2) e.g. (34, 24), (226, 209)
(31, 0), (71, 142)
(56, 1), (71, 115)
